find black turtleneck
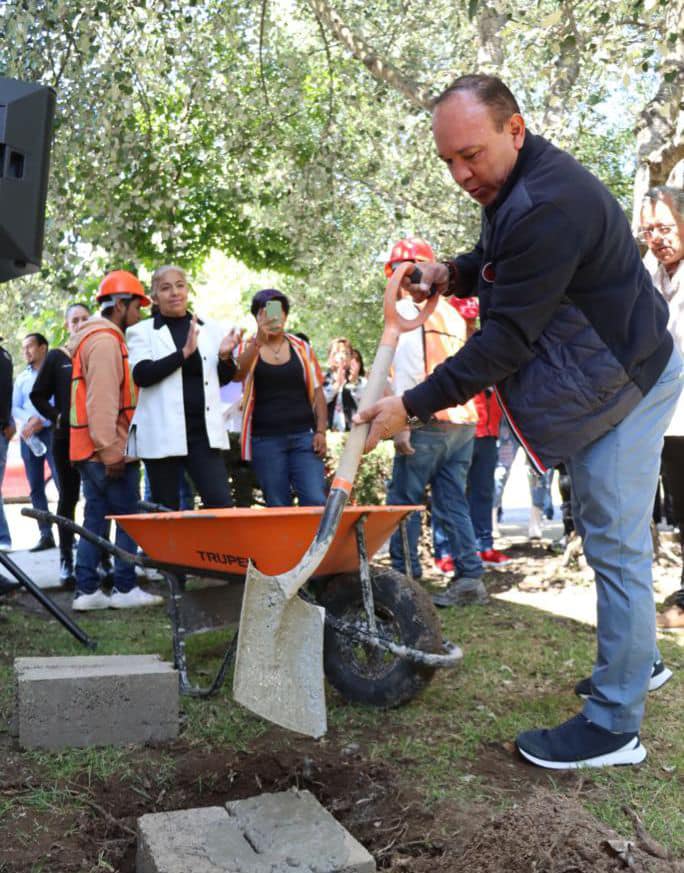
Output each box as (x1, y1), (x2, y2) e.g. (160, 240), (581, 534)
(132, 311), (235, 440)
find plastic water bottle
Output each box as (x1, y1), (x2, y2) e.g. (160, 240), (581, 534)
(25, 434), (47, 457)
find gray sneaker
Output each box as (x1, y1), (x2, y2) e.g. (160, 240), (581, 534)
(431, 576), (488, 608)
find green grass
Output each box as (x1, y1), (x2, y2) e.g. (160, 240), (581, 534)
(0, 593), (682, 860)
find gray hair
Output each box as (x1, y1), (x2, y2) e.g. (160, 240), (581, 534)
(642, 186), (684, 218)
(150, 264), (188, 299)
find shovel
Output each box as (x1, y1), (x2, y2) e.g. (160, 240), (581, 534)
(233, 262), (439, 737)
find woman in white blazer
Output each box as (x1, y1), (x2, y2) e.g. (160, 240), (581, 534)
(126, 265), (239, 509)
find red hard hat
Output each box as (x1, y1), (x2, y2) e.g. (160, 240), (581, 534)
(384, 236), (436, 278)
(96, 270), (151, 306)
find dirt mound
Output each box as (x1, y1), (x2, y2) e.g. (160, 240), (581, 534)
(2, 735), (683, 872)
(451, 789), (682, 873)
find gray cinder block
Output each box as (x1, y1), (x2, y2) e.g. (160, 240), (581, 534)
(137, 807), (257, 873)
(136, 789), (376, 873)
(226, 789), (376, 872)
(15, 655), (178, 750)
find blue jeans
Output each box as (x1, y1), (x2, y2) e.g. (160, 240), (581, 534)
(433, 435), (499, 557)
(567, 348), (683, 732)
(20, 426), (58, 537)
(388, 423), (482, 579)
(75, 461), (140, 595)
(468, 435), (498, 551)
(0, 434), (10, 547)
(494, 419), (553, 517)
(251, 431), (327, 506)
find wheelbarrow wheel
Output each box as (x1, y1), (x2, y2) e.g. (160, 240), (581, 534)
(316, 565), (442, 708)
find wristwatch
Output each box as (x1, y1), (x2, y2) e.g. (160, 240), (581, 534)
(402, 395), (425, 430)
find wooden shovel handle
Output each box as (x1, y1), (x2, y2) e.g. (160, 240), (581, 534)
(333, 262), (439, 492)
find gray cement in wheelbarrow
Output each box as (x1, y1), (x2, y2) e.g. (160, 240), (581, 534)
(136, 789), (376, 873)
(14, 654), (178, 750)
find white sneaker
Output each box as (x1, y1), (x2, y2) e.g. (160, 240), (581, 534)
(491, 507), (501, 539)
(135, 564), (164, 581)
(110, 586), (164, 609)
(73, 589), (111, 611)
(528, 505), (543, 540)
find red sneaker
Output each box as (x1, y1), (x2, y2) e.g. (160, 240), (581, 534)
(434, 555), (455, 575)
(479, 548), (512, 566)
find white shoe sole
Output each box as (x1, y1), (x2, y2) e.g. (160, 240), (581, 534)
(110, 598), (164, 609)
(73, 600), (110, 611)
(518, 736), (647, 769)
(649, 666), (673, 691)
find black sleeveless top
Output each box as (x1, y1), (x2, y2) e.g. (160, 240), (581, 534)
(251, 352), (315, 436)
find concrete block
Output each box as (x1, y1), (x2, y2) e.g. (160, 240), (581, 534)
(15, 654), (178, 750)
(226, 789), (376, 873)
(136, 790), (376, 873)
(137, 807), (257, 873)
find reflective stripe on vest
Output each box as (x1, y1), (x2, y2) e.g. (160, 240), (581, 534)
(69, 327), (136, 462)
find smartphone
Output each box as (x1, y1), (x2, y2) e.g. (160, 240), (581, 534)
(265, 299), (284, 323)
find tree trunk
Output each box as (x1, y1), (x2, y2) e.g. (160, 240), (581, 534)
(632, 0), (684, 227)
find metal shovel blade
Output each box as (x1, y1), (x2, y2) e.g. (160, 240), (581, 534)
(233, 562), (327, 738)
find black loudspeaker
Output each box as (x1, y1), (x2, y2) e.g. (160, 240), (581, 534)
(0, 76), (56, 283)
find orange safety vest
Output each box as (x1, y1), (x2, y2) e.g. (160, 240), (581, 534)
(69, 327), (137, 462)
(423, 301), (478, 426)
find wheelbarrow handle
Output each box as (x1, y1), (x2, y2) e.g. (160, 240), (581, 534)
(21, 508), (144, 567)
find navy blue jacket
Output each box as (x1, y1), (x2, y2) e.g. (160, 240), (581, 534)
(403, 133), (672, 469)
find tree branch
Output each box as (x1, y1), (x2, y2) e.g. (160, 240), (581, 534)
(307, 0), (433, 111)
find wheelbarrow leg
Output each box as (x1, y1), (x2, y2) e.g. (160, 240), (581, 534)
(399, 518), (414, 581)
(162, 570), (192, 693)
(354, 514), (377, 636)
(0, 551), (97, 650)
(162, 569), (236, 698)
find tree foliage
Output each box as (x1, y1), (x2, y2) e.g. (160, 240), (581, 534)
(0, 0), (680, 361)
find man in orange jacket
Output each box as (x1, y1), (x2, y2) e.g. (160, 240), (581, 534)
(68, 271), (163, 611)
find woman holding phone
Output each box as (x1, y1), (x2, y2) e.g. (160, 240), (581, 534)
(126, 265), (240, 509)
(235, 288), (328, 506)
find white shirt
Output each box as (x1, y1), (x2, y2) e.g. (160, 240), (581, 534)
(644, 251), (684, 435)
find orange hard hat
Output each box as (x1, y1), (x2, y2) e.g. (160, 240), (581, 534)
(96, 270), (151, 306)
(384, 236), (436, 278)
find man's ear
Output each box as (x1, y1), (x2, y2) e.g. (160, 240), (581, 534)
(509, 113), (526, 150)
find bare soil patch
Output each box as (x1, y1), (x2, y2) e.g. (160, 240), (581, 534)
(1, 729), (682, 872)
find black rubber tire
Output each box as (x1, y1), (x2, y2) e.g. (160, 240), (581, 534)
(315, 564), (443, 708)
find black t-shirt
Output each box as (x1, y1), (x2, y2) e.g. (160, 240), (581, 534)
(251, 352), (315, 436)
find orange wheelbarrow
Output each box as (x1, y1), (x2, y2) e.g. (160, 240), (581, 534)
(24, 504), (461, 709)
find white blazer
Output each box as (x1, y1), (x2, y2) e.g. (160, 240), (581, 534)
(126, 315), (230, 459)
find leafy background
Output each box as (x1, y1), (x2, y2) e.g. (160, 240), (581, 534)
(0, 0), (681, 362)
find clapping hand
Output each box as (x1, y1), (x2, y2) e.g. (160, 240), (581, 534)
(182, 313), (199, 359)
(219, 327), (243, 361)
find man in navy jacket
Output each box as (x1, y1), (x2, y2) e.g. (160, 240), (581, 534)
(357, 74), (682, 769)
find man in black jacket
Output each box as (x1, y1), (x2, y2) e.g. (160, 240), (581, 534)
(357, 75), (682, 769)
